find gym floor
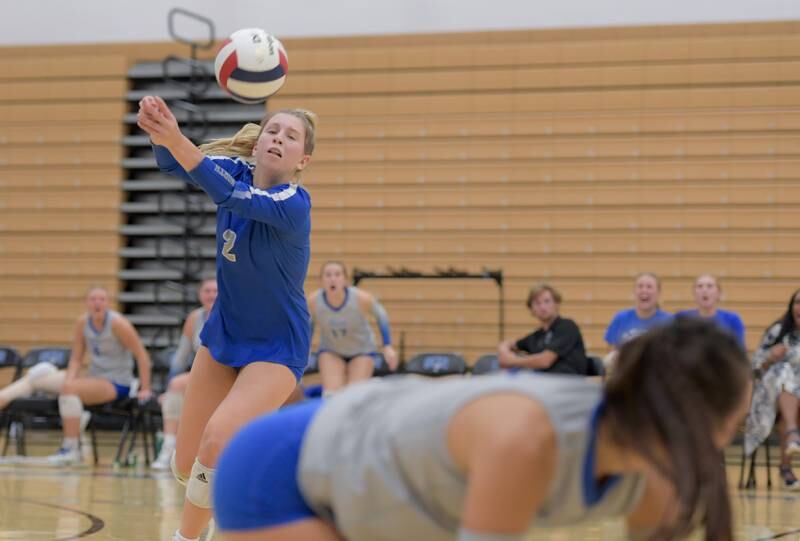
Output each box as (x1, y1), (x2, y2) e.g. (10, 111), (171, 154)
(0, 432), (797, 541)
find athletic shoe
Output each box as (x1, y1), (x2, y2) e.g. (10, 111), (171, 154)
(151, 442), (175, 471)
(46, 446), (82, 466)
(780, 465), (800, 490)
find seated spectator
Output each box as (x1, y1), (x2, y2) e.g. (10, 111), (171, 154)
(0, 287), (152, 465)
(603, 272), (672, 371)
(48, 286), (152, 465)
(497, 283), (588, 375)
(309, 261), (398, 395)
(151, 277), (217, 471)
(745, 288), (800, 490)
(676, 274), (745, 348)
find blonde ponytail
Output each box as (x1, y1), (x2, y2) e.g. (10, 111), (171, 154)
(198, 123), (261, 157)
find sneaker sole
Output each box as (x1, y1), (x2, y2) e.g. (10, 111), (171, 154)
(786, 442), (800, 457)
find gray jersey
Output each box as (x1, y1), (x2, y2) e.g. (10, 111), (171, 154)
(314, 287), (377, 357)
(85, 310), (134, 386)
(298, 374), (645, 541)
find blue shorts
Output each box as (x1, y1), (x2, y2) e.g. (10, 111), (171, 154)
(203, 345), (306, 382)
(111, 382), (131, 400)
(214, 399), (323, 531)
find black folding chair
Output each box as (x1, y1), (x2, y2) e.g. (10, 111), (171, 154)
(471, 354), (500, 375)
(0, 346), (23, 452)
(0, 346), (23, 387)
(85, 348), (172, 467)
(739, 428), (775, 490)
(403, 352), (468, 377)
(585, 355), (606, 378)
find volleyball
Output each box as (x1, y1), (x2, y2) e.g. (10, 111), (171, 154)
(214, 28), (288, 104)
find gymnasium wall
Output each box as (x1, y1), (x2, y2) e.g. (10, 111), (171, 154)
(1, 21), (799, 358)
(0, 0), (797, 45)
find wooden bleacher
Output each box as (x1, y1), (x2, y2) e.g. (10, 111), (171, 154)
(1, 20), (799, 359)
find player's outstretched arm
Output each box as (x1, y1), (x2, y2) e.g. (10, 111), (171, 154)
(356, 290), (397, 370)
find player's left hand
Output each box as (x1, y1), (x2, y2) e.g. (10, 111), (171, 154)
(383, 345), (399, 371)
(137, 389), (154, 404)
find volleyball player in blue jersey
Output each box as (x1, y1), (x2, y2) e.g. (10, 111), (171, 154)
(137, 96), (317, 541)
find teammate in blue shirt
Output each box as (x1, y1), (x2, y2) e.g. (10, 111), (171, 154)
(137, 96), (317, 541)
(604, 273), (672, 371)
(676, 274), (746, 348)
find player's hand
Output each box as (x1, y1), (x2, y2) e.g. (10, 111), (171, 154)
(137, 389), (153, 404)
(497, 349), (518, 368)
(383, 345), (399, 371)
(769, 343), (788, 362)
(137, 95), (183, 149)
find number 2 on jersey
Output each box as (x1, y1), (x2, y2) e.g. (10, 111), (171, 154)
(222, 229), (237, 262)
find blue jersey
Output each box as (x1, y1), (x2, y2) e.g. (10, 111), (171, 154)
(604, 308), (672, 347)
(153, 145), (311, 376)
(676, 309), (746, 348)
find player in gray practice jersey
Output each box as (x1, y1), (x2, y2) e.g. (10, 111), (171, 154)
(309, 261), (398, 394)
(214, 318), (752, 541)
(48, 286), (152, 465)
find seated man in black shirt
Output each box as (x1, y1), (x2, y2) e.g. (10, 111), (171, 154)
(497, 283), (588, 375)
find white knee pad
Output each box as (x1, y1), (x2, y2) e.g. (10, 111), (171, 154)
(27, 362), (57, 381)
(29, 364), (66, 394)
(162, 391), (184, 421)
(170, 451), (188, 486)
(58, 394), (84, 419)
(185, 459), (215, 509)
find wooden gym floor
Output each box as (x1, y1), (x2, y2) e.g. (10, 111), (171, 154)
(0, 431), (798, 541)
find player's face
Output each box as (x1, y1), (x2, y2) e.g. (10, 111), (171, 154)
(86, 289), (108, 316)
(531, 291), (558, 322)
(198, 280), (217, 309)
(254, 113), (310, 181)
(634, 276), (659, 311)
(321, 264), (347, 293)
(693, 275), (720, 310)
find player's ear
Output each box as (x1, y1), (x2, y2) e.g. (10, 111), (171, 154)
(295, 155), (311, 172)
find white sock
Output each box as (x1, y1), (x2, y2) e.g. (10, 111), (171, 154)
(172, 530), (199, 541)
(62, 437), (79, 451)
(162, 434), (176, 448)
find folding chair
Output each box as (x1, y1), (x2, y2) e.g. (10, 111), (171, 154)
(0, 346), (23, 388)
(1, 347), (70, 457)
(471, 354), (500, 375)
(739, 429), (775, 490)
(85, 348), (173, 467)
(86, 394), (157, 467)
(585, 355), (606, 378)
(403, 352), (468, 377)
(0, 347), (23, 452)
